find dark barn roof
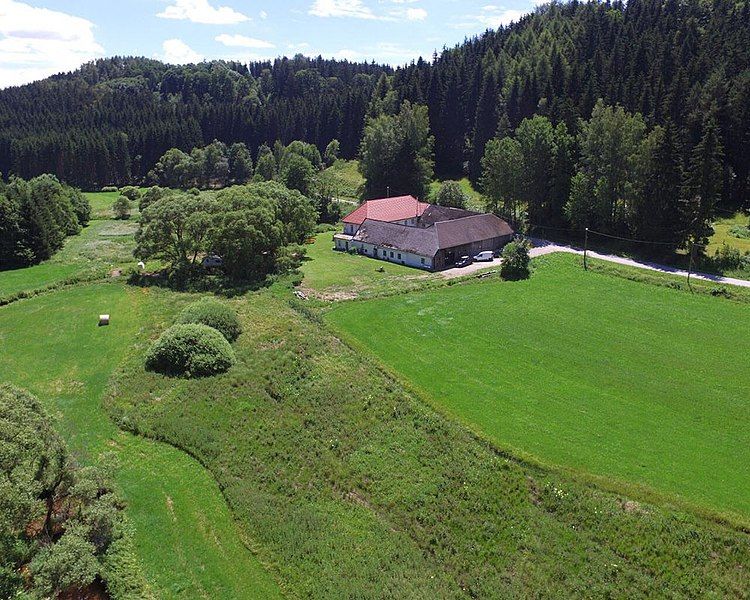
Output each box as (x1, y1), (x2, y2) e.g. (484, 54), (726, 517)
(352, 213), (513, 258)
(418, 205), (477, 226)
(353, 219), (439, 256)
(435, 214), (514, 249)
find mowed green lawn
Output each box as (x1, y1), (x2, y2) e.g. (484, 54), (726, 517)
(327, 254), (750, 519)
(301, 231), (430, 296)
(0, 283), (281, 599)
(86, 190), (123, 219)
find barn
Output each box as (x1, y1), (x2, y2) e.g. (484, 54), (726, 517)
(334, 196), (513, 271)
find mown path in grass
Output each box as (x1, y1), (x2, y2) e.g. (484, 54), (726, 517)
(327, 254), (750, 520)
(0, 219), (138, 300)
(0, 283), (281, 599)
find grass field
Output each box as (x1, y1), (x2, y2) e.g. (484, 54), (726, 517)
(326, 253), (750, 520)
(324, 159), (364, 199)
(300, 231), (432, 297)
(104, 279), (750, 597)
(0, 219), (139, 301)
(86, 190), (124, 220)
(708, 210), (750, 255)
(0, 283), (281, 598)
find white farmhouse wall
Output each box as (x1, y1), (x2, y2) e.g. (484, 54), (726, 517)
(343, 223), (358, 235)
(351, 241), (432, 270)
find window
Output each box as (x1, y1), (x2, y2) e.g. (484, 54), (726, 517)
(420, 258), (425, 265)
(398, 253), (401, 260)
(390, 251), (394, 258)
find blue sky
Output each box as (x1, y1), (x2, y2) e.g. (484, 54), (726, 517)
(0, 0), (543, 88)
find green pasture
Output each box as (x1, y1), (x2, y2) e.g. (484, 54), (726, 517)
(0, 219), (139, 300)
(326, 253), (750, 520)
(0, 283), (280, 599)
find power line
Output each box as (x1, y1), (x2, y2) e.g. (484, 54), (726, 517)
(586, 228), (692, 247)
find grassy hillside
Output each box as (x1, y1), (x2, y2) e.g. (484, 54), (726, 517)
(323, 159), (364, 200)
(428, 178), (485, 211)
(105, 277), (750, 597)
(326, 254), (750, 521)
(0, 283), (281, 598)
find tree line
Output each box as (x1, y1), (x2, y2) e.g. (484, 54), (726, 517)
(479, 100), (723, 252)
(147, 138), (342, 223)
(0, 175), (90, 269)
(0, 0), (746, 209)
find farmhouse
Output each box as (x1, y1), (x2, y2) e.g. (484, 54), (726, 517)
(334, 195), (514, 270)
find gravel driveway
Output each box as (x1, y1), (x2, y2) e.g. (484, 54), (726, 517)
(438, 238), (750, 289)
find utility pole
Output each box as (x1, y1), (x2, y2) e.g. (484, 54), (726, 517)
(584, 227), (589, 270)
(386, 185), (390, 198)
(687, 239), (694, 291)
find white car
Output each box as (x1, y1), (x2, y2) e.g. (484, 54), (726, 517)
(473, 251), (494, 262)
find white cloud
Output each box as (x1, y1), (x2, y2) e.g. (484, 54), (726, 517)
(216, 33), (275, 48)
(160, 38), (204, 64)
(405, 7), (427, 20)
(309, 0), (377, 19)
(457, 5), (526, 29)
(157, 0), (249, 25)
(0, 0), (104, 88)
(310, 0), (429, 22)
(259, 10), (268, 19)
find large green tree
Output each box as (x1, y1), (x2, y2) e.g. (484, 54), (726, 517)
(0, 384), (141, 598)
(515, 116), (558, 226)
(683, 111), (725, 244)
(480, 137), (524, 222)
(629, 123), (686, 250)
(359, 101), (434, 199)
(135, 193), (217, 267)
(566, 101), (647, 231)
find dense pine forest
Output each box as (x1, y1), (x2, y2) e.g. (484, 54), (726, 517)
(0, 0), (748, 207)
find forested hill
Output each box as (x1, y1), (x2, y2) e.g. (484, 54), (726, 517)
(0, 0), (748, 202)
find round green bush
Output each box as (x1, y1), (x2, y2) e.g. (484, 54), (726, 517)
(176, 298), (242, 342)
(145, 324), (235, 378)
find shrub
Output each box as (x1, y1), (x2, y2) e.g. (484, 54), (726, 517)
(712, 242), (750, 271)
(500, 239), (531, 280)
(176, 298), (242, 342)
(434, 180), (468, 209)
(145, 324), (235, 377)
(112, 195), (132, 220)
(728, 224), (750, 240)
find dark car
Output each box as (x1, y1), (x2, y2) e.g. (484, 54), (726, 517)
(454, 255), (473, 268)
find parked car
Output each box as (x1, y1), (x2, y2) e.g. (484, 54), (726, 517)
(455, 255), (473, 268)
(202, 254), (223, 268)
(473, 251), (494, 262)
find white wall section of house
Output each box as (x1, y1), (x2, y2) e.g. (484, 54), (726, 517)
(352, 241), (432, 269)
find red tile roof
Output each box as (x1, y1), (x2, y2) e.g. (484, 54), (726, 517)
(343, 196), (429, 225)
